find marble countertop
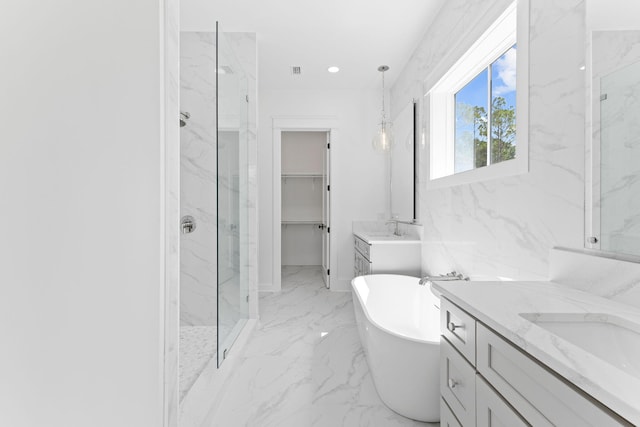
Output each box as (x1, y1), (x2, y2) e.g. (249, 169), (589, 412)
(353, 231), (421, 244)
(432, 280), (640, 425)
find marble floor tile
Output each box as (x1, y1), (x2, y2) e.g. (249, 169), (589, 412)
(209, 266), (437, 427)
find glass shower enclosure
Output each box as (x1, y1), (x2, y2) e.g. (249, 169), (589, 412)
(179, 24), (249, 403)
(216, 24), (250, 366)
(599, 60), (640, 256)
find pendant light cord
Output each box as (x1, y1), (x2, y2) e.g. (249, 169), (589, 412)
(381, 70), (385, 123)
(378, 65), (389, 124)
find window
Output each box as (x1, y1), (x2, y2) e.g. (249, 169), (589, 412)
(454, 45), (517, 173)
(427, 1), (528, 187)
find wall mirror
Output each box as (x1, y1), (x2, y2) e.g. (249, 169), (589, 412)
(586, 0), (640, 257)
(391, 100), (417, 221)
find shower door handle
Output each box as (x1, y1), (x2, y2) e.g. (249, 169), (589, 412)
(181, 216), (196, 234)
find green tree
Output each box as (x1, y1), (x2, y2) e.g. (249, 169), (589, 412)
(490, 97), (516, 163)
(456, 103), (488, 168)
(472, 105), (488, 168)
(456, 96), (516, 169)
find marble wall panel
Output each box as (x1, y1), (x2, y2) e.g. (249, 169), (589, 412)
(549, 248), (640, 309)
(179, 31), (258, 339)
(226, 33), (259, 320)
(391, 0), (586, 281)
(180, 32), (218, 327)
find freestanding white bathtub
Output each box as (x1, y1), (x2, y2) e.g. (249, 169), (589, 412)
(351, 274), (441, 422)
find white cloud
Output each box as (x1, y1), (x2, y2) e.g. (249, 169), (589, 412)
(492, 47), (517, 96)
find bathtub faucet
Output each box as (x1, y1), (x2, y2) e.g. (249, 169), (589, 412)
(385, 218), (419, 236)
(418, 271), (468, 285)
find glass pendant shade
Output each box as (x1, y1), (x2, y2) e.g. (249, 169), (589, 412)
(372, 121), (394, 151)
(373, 65), (393, 152)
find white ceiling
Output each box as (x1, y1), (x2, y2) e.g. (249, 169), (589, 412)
(181, 0), (446, 90)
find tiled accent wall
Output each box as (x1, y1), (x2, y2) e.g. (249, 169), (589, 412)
(391, 0), (586, 281)
(180, 32), (218, 326)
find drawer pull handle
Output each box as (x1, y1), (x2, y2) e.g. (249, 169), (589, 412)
(448, 321), (464, 332)
(448, 378), (458, 389)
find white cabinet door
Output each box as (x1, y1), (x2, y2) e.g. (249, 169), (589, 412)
(441, 338), (476, 427)
(476, 375), (528, 427)
(441, 398), (463, 427)
(476, 324), (626, 426)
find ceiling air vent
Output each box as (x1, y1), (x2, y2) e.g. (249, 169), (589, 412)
(291, 66), (302, 75)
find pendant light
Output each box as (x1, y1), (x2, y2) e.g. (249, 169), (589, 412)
(372, 65), (394, 151)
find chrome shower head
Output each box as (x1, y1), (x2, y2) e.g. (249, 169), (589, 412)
(180, 111), (190, 127)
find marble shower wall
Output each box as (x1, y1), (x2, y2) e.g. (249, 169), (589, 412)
(180, 32), (218, 327)
(180, 32), (258, 328)
(391, 0), (586, 280)
(218, 33), (258, 333)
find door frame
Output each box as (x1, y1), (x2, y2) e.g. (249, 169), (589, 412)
(321, 131), (330, 288)
(272, 116), (337, 291)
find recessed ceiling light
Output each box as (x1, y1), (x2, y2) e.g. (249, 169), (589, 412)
(328, 66), (340, 73)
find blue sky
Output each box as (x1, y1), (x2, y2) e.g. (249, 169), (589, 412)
(455, 45), (517, 117)
(454, 45), (517, 171)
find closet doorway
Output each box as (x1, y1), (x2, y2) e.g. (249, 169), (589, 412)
(272, 118), (335, 291)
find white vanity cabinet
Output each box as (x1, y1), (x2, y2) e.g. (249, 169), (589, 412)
(354, 236), (371, 277)
(353, 234), (421, 277)
(440, 298), (628, 427)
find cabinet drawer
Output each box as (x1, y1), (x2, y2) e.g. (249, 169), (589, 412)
(476, 375), (529, 427)
(441, 398), (462, 427)
(353, 251), (371, 277)
(354, 236), (371, 260)
(361, 259), (370, 275)
(477, 324), (627, 426)
(441, 338), (476, 427)
(441, 298), (476, 365)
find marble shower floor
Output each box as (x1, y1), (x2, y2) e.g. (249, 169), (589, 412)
(180, 325), (217, 402)
(208, 266), (436, 427)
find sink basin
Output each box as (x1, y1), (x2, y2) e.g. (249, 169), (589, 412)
(520, 312), (640, 379)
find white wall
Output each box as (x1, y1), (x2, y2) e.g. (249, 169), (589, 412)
(0, 2), (179, 426)
(391, 0), (586, 280)
(258, 89), (389, 291)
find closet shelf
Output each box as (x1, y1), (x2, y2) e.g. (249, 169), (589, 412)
(281, 173), (323, 178)
(281, 220), (323, 225)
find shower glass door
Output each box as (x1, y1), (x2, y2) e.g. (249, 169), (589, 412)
(600, 60), (640, 255)
(216, 25), (249, 367)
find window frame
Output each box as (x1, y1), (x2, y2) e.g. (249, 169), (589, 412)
(425, 0), (529, 189)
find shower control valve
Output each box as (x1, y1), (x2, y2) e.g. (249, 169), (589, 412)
(181, 216), (196, 234)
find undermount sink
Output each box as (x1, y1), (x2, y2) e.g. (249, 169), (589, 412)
(519, 312), (640, 379)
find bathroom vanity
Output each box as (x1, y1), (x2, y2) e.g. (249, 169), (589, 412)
(353, 232), (421, 277)
(433, 280), (639, 426)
